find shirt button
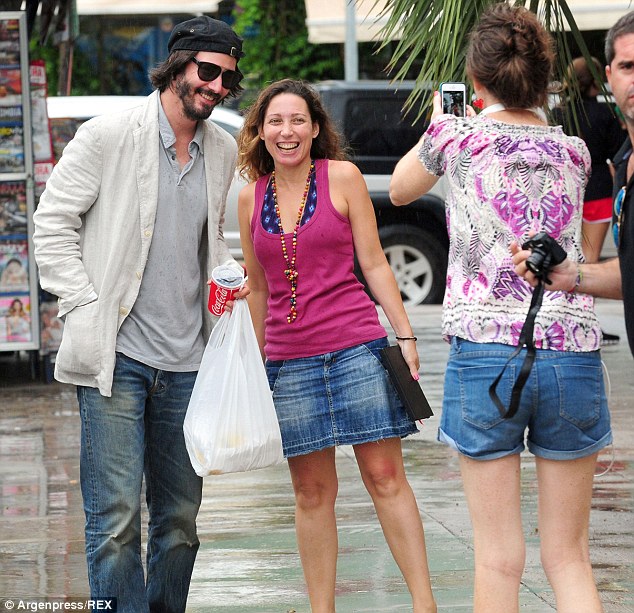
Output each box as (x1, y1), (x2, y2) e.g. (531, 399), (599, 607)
(144, 230), (151, 237)
(119, 307), (128, 316)
(136, 272), (142, 280)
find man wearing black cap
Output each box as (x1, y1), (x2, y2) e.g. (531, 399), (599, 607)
(33, 16), (246, 612)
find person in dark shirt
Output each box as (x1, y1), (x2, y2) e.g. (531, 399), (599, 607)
(514, 12), (634, 360)
(553, 56), (627, 345)
(554, 56), (626, 264)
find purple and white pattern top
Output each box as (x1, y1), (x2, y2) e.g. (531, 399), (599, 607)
(419, 113), (601, 352)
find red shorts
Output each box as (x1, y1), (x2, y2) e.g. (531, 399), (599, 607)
(583, 197), (612, 224)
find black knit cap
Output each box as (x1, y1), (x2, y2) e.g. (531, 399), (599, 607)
(168, 16), (245, 59)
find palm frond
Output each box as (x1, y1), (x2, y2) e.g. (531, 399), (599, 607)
(378, 0), (603, 126)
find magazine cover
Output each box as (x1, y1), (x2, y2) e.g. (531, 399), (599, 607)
(0, 120), (24, 172)
(30, 60), (53, 163)
(0, 181), (27, 236)
(0, 294), (31, 343)
(0, 65), (22, 107)
(0, 19), (21, 66)
(0, 238), (28, 292)
(30, 60), (54, 197)
(40, 300), (63, 354)
(34, 161), (54, 198)
(0, 104), (22, 123)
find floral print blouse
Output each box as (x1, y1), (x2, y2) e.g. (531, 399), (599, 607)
(419, 113), (601, 351)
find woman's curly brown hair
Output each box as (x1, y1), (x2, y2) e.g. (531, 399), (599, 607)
(238, 79), (347, 183)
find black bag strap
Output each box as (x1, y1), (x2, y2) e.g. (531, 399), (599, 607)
(489, 280), (545, 419)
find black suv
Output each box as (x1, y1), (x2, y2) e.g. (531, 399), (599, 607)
(314, 80), (448, 305)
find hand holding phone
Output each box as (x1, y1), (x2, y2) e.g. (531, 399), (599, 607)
(440, 82), (467, 117)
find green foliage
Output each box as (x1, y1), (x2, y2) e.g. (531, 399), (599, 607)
(30, 36), (102, 96)
(233, 0), (343, 107)
(29, 39), (58, 95)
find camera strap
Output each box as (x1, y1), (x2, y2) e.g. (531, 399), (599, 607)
(488, 280), (545, 419)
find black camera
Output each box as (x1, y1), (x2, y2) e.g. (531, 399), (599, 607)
(521, 232), (567, 283)
(490, 232), (569, 420)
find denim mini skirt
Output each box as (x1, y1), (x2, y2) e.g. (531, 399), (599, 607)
(265, 337), (418, 457)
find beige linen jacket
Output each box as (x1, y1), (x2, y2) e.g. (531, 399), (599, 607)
(33, 90), (238, 396)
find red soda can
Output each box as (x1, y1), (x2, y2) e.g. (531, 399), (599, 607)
(208, 265), (245, 316)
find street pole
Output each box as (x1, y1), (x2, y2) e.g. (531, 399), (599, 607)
(344, 0), (358, 82)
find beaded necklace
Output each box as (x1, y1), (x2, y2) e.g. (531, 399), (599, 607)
(271, 160), (315, 323)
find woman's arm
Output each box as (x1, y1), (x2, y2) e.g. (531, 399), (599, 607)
(331, 160), (420, 378)
(238, 182), (269, 356)
(389, 137), (440, 206)
(389, 91), (443, 206)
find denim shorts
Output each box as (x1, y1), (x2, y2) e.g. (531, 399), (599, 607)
(439, 338), (612, 461)
(266, 338), (418, 457)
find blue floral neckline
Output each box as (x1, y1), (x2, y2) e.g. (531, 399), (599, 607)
(262, 168), (318, 233)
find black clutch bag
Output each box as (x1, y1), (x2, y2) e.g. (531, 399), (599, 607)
(381, 345), (433, 421)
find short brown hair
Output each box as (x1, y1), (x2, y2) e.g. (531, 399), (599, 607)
(238, 79), (346, 183)
(605, 11), (634, 66)
(466, 4), (554, 110)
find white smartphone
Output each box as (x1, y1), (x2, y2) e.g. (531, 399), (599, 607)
(440, 82), (467, 117)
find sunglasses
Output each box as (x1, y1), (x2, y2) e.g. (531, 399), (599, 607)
(191, 58), (242, 89)
(613, 185), (626, 248)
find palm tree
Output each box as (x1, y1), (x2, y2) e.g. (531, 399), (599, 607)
(379, 0), (603, 119)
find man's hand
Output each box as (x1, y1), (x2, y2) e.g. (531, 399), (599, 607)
(510, 241), (577, 291)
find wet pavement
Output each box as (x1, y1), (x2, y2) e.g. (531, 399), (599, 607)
(0, 299), (632, 612)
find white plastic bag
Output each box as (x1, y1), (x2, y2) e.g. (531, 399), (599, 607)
(184, 299), (284, 475)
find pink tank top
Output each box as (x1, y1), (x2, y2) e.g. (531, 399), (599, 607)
(252, 158), (386, 360)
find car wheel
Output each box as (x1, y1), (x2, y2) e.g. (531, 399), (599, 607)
(378, 225), (447, 305)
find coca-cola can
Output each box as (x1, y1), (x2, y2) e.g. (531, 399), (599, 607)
(208, 265), (245, 316)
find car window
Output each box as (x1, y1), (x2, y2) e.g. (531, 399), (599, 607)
(343, 95), (430, 174)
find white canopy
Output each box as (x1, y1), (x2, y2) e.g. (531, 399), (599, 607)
(76, 0), (219, 16)
(305, 0), (393, 44)
(567, 0), (632, 31)
(304, 0), (634, 44)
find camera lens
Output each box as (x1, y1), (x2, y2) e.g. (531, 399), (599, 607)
(525, 252), (544, 275)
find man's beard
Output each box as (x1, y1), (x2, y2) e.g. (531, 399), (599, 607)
(174, 75), (224, 121)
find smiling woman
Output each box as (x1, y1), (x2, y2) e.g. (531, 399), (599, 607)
(260, 93), (320, 179)
(235, 78), (437, 612)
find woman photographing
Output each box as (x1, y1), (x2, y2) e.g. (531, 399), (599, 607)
(390, 5), (610, 612)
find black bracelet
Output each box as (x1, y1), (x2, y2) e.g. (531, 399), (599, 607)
(395, 336), (418, 341)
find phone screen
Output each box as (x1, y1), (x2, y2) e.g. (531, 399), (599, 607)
(441, 84), (466, 117)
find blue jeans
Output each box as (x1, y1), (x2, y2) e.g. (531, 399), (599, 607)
(77, 353), (202, 613)
(439, 338), (611, 460)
